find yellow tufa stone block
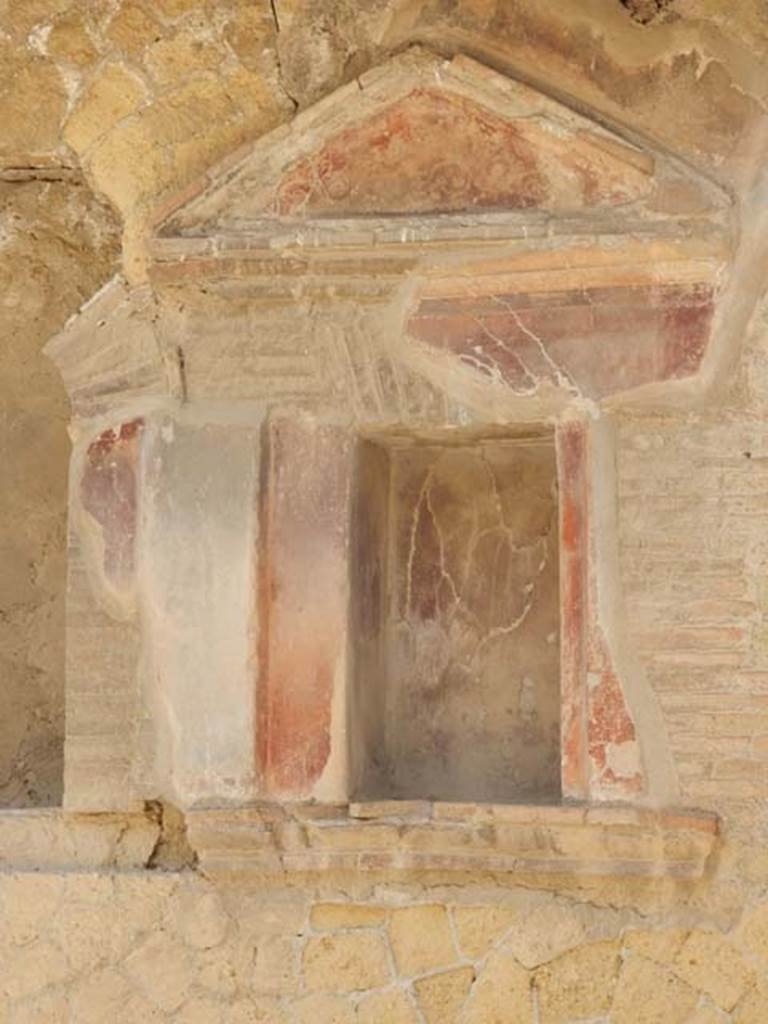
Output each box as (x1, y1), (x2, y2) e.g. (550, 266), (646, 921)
(47, 14), (98, 67)
(462, 949), (532, 1024)
(305, 824), (400, 851)
(451, 905), (518, 959)
(356, 989), (420, 1024)
(733, 978), (768, 1024)
(50, 899), (115, 974)
(388, 905), (457, 977)
(252, 936), (299, 997)
(64, 62), (148, 154)
(81, 70), (268, 218)
(621, 927), (689, 965)
(292, 993), (355, 1024)
(175, 997), (225, 1024)
(302, 933), (391, 993)
(106, 2), (163, 59)
(233, 894), (309, 939)
(686, 1005), (733, 1024)
(501, 904), (587, 968)
(611, 956), (699, 1024)
(11, 990), (67, 1024)
(310, 904), (387, 930)
(673, 931), (754, 1011)
(5, 874), (64, 946)
(123, 932), (195, 1013)
(223, 5), (276, 71)
(534, 940), (621, 1023)
(229, 998), (289, 1024)
(69, 967), (161, 1024)
(145, 27), (227, 88)
(414, 965), (475, 1024)
(195, 946), (238, 1000)
(0, 45), (67, 160)
(173, 890), (230, 950)
(734, 901), (768, 965)
(153, 0), (203, 17)
(1, 942), (69, 1003)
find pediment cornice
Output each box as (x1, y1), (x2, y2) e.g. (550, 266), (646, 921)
(48, 49), (736, 415)
(148, 47), (731, 276)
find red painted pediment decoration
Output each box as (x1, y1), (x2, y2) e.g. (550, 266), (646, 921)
(267, 86), (649, 217)
(156, 48), (725, 232)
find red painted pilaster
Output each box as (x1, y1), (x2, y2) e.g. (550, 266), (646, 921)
(258, 416), (353, 796)
(557, 419), (590, 800)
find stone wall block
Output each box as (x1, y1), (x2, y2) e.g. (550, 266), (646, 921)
(388, 904), (457, 977)
(302, 933), (390, 992)
(461, 949), (532, 1024)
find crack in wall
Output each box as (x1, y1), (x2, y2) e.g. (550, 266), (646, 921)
(144, 800), (198, 871)
(267, 0), (299, 112)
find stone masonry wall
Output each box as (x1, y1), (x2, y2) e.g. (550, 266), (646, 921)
(2, 865), (768, 1023)
(2, 1), (768, 1020)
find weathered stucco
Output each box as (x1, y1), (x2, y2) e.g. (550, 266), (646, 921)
(2, 0), (768, 1019)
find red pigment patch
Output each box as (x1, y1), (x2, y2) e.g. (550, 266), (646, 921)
(267, 87), (654, 218)
(557, 422), (589, 799)
(273, 88), (551, 217)
(587, 629), (643, 796)
(81, 418), (143, 591)
(408, 282), (715, 398)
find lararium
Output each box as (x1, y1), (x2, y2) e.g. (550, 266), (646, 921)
(46, 48), (727, 878)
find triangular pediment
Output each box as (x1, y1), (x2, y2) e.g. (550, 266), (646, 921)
(154, 48), (728, 241)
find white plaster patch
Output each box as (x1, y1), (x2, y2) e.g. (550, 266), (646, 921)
(27, 24), (51, 55)
(605, 739), (641, 779)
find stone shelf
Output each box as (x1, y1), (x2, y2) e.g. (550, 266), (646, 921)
(185, 801), (718, 882)
(0, 803), (718, 881)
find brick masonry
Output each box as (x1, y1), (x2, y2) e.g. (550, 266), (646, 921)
(619, 414), (768, 826)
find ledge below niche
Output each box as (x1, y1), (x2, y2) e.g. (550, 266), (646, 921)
(185, 801), (718, 883)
